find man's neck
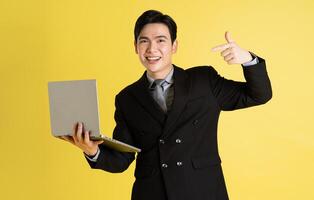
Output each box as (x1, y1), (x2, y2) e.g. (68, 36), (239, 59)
(147, 65), (174, 80)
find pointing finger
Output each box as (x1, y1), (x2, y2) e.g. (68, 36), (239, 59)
(211, 43), (232, 52)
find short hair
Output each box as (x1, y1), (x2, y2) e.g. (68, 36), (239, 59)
(134, 10), (177, 43)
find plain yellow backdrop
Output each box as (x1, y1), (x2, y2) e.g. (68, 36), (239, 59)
(1, 0), (313, 199)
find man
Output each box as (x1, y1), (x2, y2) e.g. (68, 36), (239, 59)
(61, 10), (272, 200)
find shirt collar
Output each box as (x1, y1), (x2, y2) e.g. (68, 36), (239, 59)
(146, 66), (174, 88)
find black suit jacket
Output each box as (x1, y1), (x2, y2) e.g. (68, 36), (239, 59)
(86, 56), (272, 200)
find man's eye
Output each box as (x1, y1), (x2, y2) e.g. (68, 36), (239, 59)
(158, 39), (165, 43)
(139, 40), (147, 43)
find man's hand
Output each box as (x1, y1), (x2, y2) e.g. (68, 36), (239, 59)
(58, 122), (103, 156)
(211, 31), (253, 65)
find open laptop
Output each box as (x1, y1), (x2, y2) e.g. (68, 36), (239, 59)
(47, 79), (141, 153)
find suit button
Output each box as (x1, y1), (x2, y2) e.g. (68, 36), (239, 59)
(161, 163), (168, 168)
(159, 139), (165, 144)
(175, 139), (182, 144)
(193, 119), (199, 125)
(176, 161), (183, 166)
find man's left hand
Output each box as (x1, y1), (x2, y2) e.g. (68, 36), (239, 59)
(211, 31), (253, 65)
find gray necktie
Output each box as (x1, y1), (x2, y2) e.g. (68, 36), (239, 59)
(151, 79), (168, 112)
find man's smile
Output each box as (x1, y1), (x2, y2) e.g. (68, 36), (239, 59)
(145, 56), (161, 61)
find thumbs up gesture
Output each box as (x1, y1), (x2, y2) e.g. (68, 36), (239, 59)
(211, 31), (253, 65)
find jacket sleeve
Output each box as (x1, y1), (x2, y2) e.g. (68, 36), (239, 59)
(85, 95), (135, 173)
(208, 56), (272, 111)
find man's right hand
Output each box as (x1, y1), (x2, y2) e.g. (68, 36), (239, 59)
(58, 122), (104, 156)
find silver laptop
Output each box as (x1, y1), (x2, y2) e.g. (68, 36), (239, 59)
(48, 79), (141, 153)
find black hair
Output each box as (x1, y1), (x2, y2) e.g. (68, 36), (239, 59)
(134, 10), (177, 43)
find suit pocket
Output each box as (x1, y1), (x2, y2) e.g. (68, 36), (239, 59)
(191, 155), (221, 169)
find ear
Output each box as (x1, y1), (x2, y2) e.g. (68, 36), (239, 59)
(134, 40), (138, 54)
(172, 39), (178, 53)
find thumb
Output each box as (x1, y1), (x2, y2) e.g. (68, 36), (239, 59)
(225, 31), (234, 43)
(95, 140), (104, 145)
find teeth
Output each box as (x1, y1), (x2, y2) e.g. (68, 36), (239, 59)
(146, 56), (161, 61)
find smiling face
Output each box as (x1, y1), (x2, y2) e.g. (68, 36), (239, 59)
(135, 23), (178, 79)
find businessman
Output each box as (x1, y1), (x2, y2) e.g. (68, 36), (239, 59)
(61, 10), (272, 200)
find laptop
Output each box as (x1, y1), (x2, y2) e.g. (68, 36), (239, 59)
(47, 79), (141, 153)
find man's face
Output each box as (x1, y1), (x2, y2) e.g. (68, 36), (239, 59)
(135, 23), (177, 79)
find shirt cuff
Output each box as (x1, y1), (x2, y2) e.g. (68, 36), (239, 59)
(84, 148), (100, 162)
(242, 52), (259, 67)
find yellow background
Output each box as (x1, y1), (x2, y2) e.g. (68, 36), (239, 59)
(1, 0), (313, 199)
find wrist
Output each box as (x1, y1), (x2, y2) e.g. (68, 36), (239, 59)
(246, 51), (253, 62)
(84, 148), (98, 157)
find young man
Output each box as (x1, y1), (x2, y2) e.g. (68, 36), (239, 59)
(61, 10), (272, 200)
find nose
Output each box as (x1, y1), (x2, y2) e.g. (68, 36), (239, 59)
(147, 41), (157, 53)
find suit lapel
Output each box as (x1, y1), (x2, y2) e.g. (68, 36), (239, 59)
(163, 65), (190, 138)
(131, 71), (166, 126)
(130, 66), (190, 136)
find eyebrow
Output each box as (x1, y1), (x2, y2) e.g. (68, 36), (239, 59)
(138, 35), (169, 40)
